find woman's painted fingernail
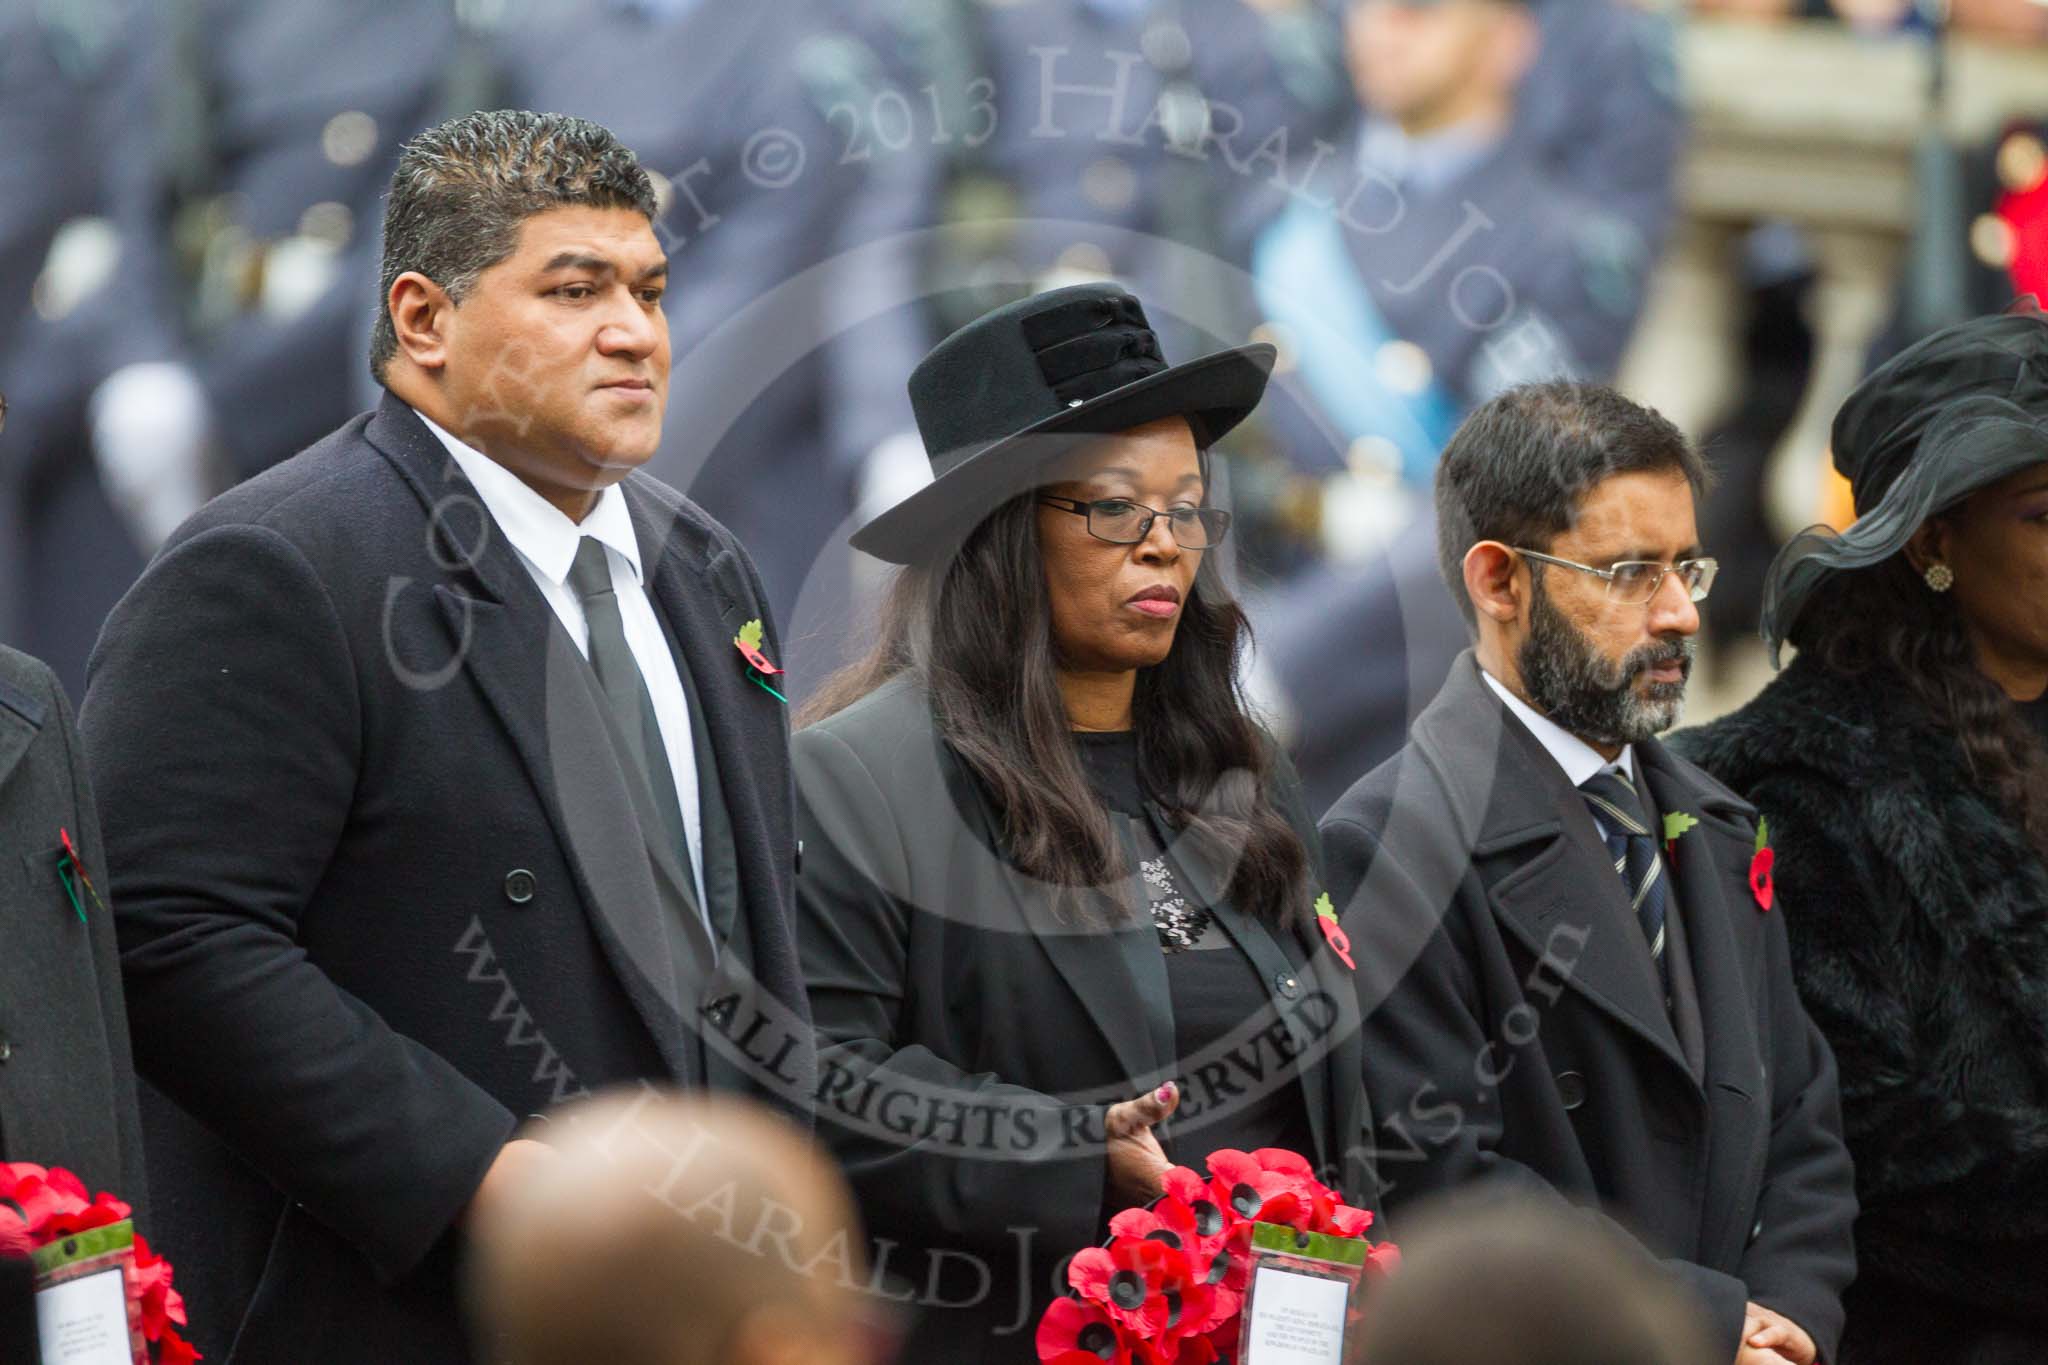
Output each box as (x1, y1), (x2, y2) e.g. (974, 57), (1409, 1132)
(1156, 1084), (1174, 1103)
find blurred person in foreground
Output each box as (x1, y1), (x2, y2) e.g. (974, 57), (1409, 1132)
(1351, 1193), (1718, 1365)
(80, 110), (811, 1362)
(1675, 306), (2048, 1364)
(469, 1089), (886, 1365)
(1322, 382), (1857, 1364)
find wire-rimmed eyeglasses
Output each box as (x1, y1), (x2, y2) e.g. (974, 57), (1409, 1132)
(1039, 496), (1233, 549)
(1514, 548), (1719, 605)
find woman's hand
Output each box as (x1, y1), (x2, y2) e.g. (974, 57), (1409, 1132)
(1105, 1082), (1181, 1209)
(1738, 1302), (1816, 1365)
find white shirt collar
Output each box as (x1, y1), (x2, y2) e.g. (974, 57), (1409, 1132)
(1480, 666), (1637, 788)
(415, 410), (644, 588)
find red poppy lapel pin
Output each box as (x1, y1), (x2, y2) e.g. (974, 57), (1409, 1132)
(1749, 816), (1775, 913)
(733, 618), (787, 704)
(57, 827), (105, 922)
(1314, 893), (1355, 972)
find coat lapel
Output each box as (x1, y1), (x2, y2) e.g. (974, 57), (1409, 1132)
(626, 483), (777, 953)
(623, 477), (820, 1109)
(933, 744), (1173, 1093)
(1637, 740), (1771, 1265)
(0, 677), (43, 797)
(1412, 656), (1691, 1078)
(366, 397), (714, 1081)
(1171, 820), (1351, 1181)
(1034, 852), (1175, 1094)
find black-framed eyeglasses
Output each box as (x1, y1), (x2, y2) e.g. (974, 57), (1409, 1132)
(1514, 548), (1719, 605)
(1039, 495), (1233, 549)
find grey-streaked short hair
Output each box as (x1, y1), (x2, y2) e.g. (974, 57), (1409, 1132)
(370, 109), (658, 384)
(1434, 381), (1712, 627)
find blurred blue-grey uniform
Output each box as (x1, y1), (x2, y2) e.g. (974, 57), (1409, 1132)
(910, 0), (1351, 352)
(0, 0), (143, 687)
(118, 0), (477, 470)
(1252, 0), (1680, 483)
(495, 0), (933, 681)
(1246, 0), (1683, 812)
(8, 0), (484, 696)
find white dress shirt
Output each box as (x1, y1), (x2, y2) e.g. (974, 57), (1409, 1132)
(1481, 667), (1637, 790)
(417, 411), (709, 915)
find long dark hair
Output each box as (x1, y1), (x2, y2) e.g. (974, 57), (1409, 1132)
(1791, 551), (2048, 856)
(802, 494), (1314, 926)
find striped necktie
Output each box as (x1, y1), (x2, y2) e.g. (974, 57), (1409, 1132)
(1578, 769), (1671, 996)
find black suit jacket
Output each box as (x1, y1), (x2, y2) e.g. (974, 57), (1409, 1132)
(794, 676), (1372, 1365)
(0, 647), (148, 1362)
(80, 395), (812, 1363)
(1321, 653), (1856, 1359)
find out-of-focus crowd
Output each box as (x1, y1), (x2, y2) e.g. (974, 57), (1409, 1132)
(2, 0), (2044, 798)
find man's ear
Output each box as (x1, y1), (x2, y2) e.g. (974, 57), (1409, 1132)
(1463, 540), (1524, 626)
(388, 271), (453, 373)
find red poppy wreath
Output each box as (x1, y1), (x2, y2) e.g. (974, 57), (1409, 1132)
(1038, 1148), (1396, 1364)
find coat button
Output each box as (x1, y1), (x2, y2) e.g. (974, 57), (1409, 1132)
(503, 869), (536, 904)
(0, 1038), (12, 1063)
(1556, 1070), (1587, 1110)
(1274, 973), (1301, 1000)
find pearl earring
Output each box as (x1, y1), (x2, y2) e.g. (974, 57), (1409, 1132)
(1924, 563), (1955, 593)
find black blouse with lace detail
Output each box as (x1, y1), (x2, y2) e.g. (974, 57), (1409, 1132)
(1072, 730), (1316, 1165)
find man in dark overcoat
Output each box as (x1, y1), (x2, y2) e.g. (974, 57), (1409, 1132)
(79, 110), (812, 1364)
(1323, 382), (1856, 1364)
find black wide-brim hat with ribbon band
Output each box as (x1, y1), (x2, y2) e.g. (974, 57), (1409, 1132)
(1760, 299), (2048, 663)
(850, 283), (1275, 565)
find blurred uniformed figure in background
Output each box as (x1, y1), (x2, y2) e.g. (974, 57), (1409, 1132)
(495, 0), (935, 682)
(1238, 0), (1684, 813)
(901, 0), (1350, 361)
(5, 0), (491, 697)
(1250, 0), (1676, 507)
(0, 0), (146, 691)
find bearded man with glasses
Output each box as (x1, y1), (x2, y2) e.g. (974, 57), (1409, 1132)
(1321, 381), (1856, 1365)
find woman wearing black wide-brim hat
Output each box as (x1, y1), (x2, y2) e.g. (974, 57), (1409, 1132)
(1674, 302), (2048, 1365)
(794, 285), (1374, 1363)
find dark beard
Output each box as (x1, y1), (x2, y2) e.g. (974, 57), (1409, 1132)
(1517, 572), (1695, 748)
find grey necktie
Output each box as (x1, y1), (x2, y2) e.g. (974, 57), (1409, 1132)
(567, 537), (694, 884)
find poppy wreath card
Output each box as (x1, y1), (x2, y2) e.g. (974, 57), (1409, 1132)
(1037, 1148), (1396, 1364)
(0, 1164), (196, 1363)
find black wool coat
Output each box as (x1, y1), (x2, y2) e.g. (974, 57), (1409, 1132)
(1322, 653), (1857, 1361)
(79, 395), (812, 1364)
(794, 677), (1373, 1365)
(0, 647), (148, 1361)
(1675, 654), (2048, 1365)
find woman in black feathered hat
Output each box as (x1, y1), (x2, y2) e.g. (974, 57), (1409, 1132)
(791, 285), (1374, 1364)
(1674, 302), (2048, 1365)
